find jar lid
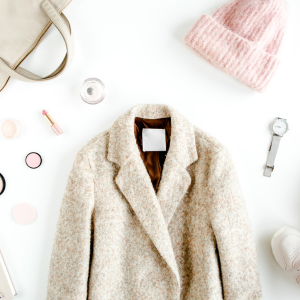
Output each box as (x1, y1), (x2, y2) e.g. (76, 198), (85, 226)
(0, 118), (22, 140)
(80, 78), (106, 105)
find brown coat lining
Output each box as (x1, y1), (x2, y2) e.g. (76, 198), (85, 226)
(134, 117), (171, 192)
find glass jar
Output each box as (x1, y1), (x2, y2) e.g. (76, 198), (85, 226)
(80, 78), (106, 105)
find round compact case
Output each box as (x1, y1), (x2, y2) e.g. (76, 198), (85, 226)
(25, 152), (42, 169)
(0, 173), (6, 195)
(0, 118), (22, 140)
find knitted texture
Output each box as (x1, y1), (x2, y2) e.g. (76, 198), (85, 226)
(47, 104), (262, 300)
(185, 0), (288, 92)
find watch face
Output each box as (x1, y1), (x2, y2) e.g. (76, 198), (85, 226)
(273, 119), (288, 136)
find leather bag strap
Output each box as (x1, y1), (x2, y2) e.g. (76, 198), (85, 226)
(0, 0), (74, 82)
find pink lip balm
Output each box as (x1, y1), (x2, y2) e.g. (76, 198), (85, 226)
(42, 110), (63, 136)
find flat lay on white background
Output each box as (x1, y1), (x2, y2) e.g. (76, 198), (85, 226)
(0, 0), (300, 299)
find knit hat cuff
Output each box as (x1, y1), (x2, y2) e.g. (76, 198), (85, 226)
(185, 15), (280, 92)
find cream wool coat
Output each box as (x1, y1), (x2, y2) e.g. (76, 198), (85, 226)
(47, 104), (262, 300)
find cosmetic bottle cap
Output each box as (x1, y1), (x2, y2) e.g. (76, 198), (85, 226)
(80, 78), (106, 105)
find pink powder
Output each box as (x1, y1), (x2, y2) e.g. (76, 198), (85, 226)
(1, 120), (18, 138)
(13, 203), (36, 225)
(26, 153), (42, 169)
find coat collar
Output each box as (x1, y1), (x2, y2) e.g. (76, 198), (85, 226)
(107, 104), (198, 293)
(108, 104), (197, 168)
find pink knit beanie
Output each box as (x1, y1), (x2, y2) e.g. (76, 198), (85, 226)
(185, 0), (288, 92)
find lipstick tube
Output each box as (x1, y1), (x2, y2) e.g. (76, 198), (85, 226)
(42, 110), (63, 136)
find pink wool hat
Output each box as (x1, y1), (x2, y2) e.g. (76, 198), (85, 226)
(185, 0), (288, 92)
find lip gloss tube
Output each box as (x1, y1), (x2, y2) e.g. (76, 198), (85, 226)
(42, 110), (63, 136)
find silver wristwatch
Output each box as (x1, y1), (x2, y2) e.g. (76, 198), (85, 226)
(264, 118), (289, 177)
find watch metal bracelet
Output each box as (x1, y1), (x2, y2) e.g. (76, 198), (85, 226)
(264, 135), (281, 177)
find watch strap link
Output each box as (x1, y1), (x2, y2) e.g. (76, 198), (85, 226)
(264, 135), (281, 177)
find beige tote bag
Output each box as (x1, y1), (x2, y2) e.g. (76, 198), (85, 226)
(0, 0), (74, 91)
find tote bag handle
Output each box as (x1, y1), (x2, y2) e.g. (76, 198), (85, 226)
(0, 0), (74, 82)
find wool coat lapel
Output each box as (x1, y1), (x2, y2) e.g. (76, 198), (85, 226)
(156, 107), (198, 226)
(107, 104), (198, 292)
(156, 155), (192, 226)
(115, 149), (181, 289)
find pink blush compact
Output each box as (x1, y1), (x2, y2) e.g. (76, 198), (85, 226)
(25, 152), (42, 169)
(13, 203), (36, 225)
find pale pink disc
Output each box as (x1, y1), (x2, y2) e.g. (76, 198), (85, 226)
(13, 203), (36, 225)
(1, 120), (17, 138)
(25, 152), (42, 169)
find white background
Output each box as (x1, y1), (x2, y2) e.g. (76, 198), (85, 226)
(0, 0), (300, 299)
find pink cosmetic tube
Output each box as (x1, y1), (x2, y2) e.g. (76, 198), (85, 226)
(42, 110), (63, 136)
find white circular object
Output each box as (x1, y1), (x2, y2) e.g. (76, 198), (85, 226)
(273, 118), (289, 136)
(13, 203), (36, 225)
(0, 118), (22, 140)
(80, 78), (106, 105)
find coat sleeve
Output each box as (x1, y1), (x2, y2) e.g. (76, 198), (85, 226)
(47, 150), (94, 300)
(208, 148), (262, 300)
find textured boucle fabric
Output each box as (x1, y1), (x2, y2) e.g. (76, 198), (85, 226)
(185, 0), (288, 92)
(47, 104), (262, 300)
